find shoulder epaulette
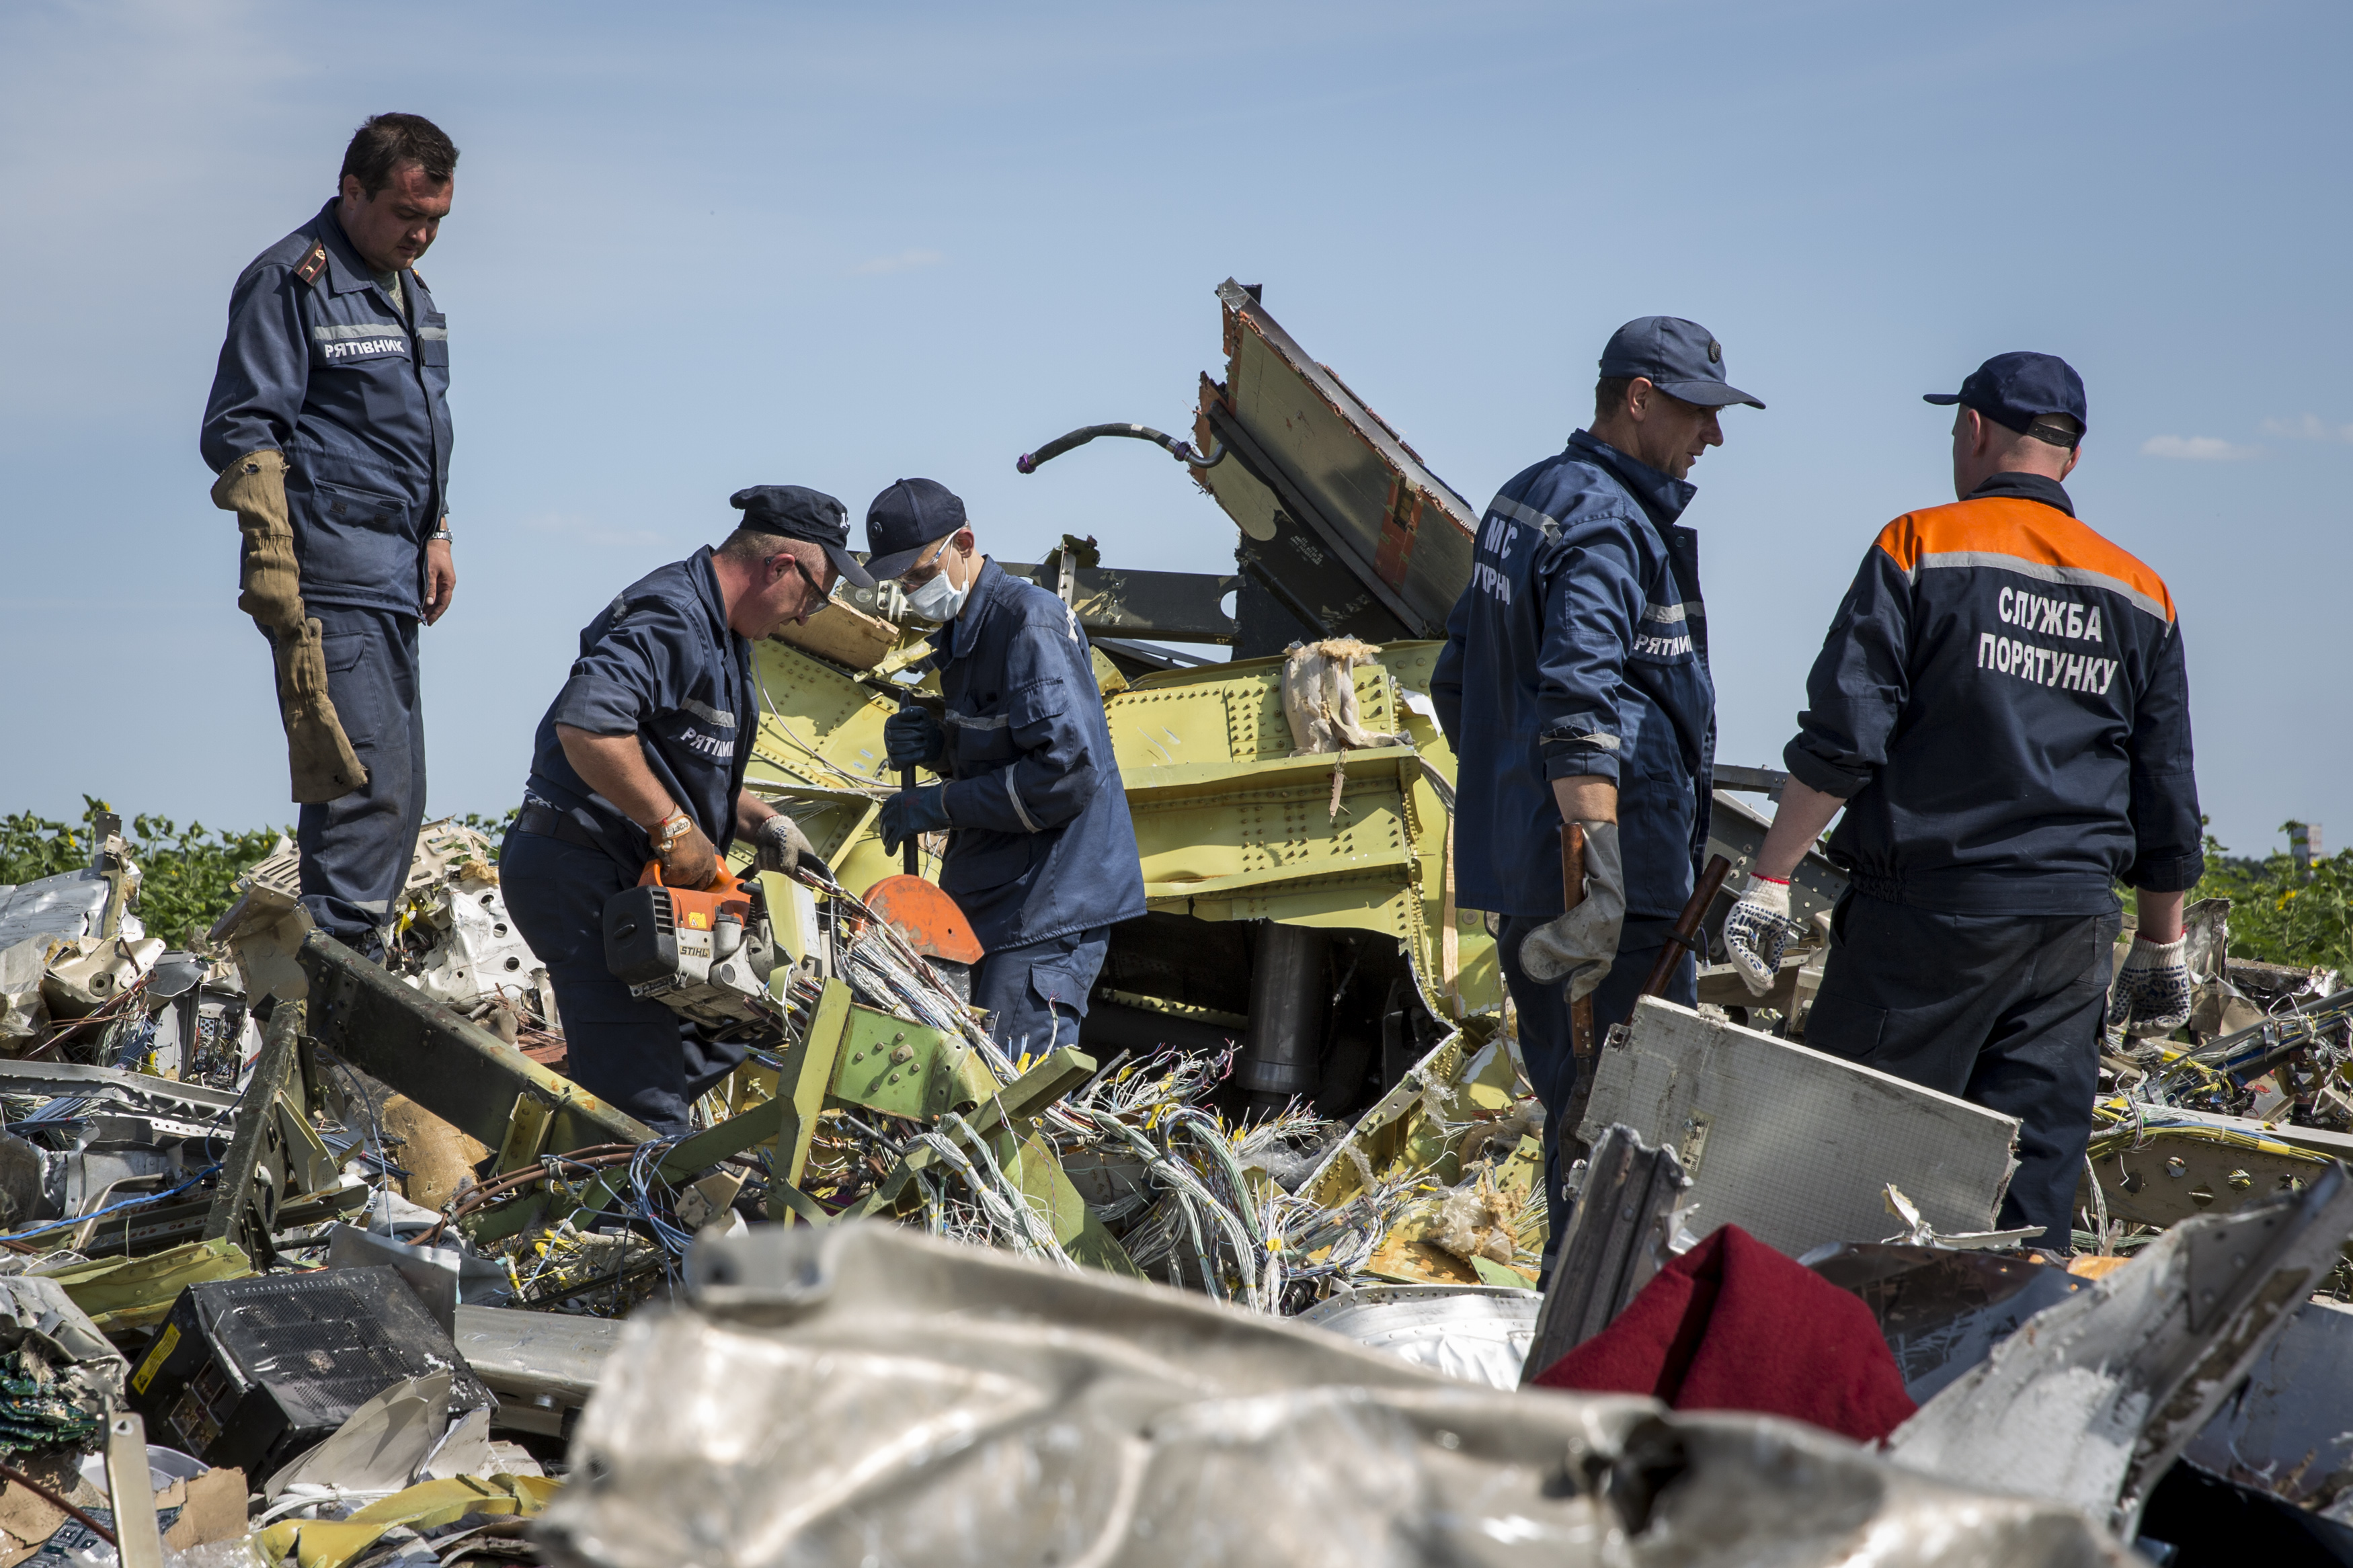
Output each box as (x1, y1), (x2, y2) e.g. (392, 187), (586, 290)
(293, 241), (329, 287)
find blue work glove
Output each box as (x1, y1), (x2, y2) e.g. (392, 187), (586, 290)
(878, 784), (951, 856)
(884, 706), (945, 768)
(2109, 934), (2192, 1038)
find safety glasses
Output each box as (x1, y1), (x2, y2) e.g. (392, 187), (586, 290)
(898, 534), (956, 589)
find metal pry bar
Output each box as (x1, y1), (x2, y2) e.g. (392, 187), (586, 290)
(1016, 423), (1226, 474)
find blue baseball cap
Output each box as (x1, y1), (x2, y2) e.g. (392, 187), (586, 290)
(729, 485), (875, 589)
(865, 478), (969, 579)
(1598, 317), (1763, 409)
(1925, 352), (2086, 445)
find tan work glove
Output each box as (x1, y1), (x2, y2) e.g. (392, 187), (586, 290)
(216, 452), (369, 804)
(653, 811), (721, 891)
(212, 450), (304, 632)
(273, 618), (370, 804)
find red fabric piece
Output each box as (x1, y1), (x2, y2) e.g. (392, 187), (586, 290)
(1531, 1223), (1917, 1444)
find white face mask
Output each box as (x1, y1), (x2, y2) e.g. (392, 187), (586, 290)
(905, 556), (969, 622)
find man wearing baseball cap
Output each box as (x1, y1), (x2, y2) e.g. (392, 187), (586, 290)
(1722, 353), (2202, 1252)
(500, 483), (871, 1132)
(1432, 317), (1763, 1254)
(865, 477), (1146, 1058)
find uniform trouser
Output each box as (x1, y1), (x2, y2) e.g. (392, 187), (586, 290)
(1499, 913), (1698, 1257)
(1804, 890), (2120, 1251)
(266, 606), (427, 958)
(973, 927), (1111, 1059)
(499, 828), (748, 1137)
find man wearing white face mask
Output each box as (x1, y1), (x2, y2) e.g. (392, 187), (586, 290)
(865, 479), (1147, 1057)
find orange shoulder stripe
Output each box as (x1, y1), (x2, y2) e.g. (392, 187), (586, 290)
(1873, 497), (2176, 623)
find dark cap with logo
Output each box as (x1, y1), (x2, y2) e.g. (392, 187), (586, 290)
(729, 485), (875, 589)
(1599, 317), (1764, 409)
(864, 478), (969, 579)
(1925, 352), (2086, 446)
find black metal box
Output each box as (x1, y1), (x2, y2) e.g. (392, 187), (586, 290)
(128, 1266), (493, 1479)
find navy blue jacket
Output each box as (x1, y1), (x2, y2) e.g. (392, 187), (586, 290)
(525, 549), (754, 873)
(1786, 473), (2202, 914)
(928, 560), (1147, 950)
(201, 200), (452, 619)
(1433, 431), (1716, 919)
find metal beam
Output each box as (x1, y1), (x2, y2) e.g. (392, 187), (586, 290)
(1203, 403), (1429, 638)
(201, 1001), (301, 1262)
(298, 930), (651, 1153)
(998, 563), (1239, 645)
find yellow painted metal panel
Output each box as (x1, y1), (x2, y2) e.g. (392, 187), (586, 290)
(739, 629), (1497, 1014)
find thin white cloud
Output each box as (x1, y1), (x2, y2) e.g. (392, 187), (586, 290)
(854, 247), (944, 276)
(520, 512), (670, 548)
(2262, 414), (2353, 443)
(2140, 435), (2262, 461)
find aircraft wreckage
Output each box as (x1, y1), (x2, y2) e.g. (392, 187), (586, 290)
(0, 281), (2346, 1564)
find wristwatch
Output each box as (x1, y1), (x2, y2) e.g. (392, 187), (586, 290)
(427, 528), (453, 542)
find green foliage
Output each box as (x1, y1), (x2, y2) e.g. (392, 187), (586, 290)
(460, 807), (518, 841)
(0, 796), (284, 950)
(2194, 824), (2353, 976)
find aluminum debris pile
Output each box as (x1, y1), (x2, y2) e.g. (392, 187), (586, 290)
(0, 813), (173, 1065)
(537, 1219), (2139, 1568)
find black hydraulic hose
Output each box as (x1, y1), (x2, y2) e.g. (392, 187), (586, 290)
(1016, 423), (1226, 474)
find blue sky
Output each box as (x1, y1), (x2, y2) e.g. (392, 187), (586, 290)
(3, 0), (2344, 862)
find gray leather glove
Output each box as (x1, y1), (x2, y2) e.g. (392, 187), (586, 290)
(1519, 820), (1624, 999)
(2108, 934), (2192, 1038)
(754, 813), (830, 882)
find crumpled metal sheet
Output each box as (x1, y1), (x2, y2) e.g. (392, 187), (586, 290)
(1887, 1164), (2353, 1540)
(0, 867), (118, 950)
(539, 1222), (2134, 1568)
(0, 1272), (126, 1384)
(0, 937), (48, 1042)
(1296, 1282), (1538, 1389)
(2181, 1296), (2353, 1521)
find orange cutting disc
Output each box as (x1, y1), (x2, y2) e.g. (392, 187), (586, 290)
(859, 874), (985, 965)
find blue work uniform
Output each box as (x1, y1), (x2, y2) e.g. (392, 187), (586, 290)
(200, 200), (452, 951)
(1432, 430), (1716, 1236)
(926, 560), (1147, 1055)
(501, 548), (755, 1135)
(1786, 472), (2202, 1247)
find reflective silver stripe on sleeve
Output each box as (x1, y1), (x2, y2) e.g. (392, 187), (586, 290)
(943, 710), (1009, 731)
(311, 321), (408, 341)
(415, 326), (448, 340)
(1644, 602), (1691, 624)
(1547, 729), (1620, 752)
(1490, 494), (1563, 540)
(682, 698), (736, 727)
(1911, 550), (2173, 624)
(1004, 770), (1040, 832)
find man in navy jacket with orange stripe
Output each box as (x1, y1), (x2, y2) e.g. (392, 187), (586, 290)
(1725, 353), (2201, 1251)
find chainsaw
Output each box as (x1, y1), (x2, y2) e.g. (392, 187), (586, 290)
(602, 860), (782, 1031)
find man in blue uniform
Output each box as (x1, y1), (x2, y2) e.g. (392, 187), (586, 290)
(1433, 317), (1762, 1245)
(865, 479), (1148, 1057)
(502, 487), (872, 1134)
(1723, 354), (2201, 1250)
(202, 113), (461, 958)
